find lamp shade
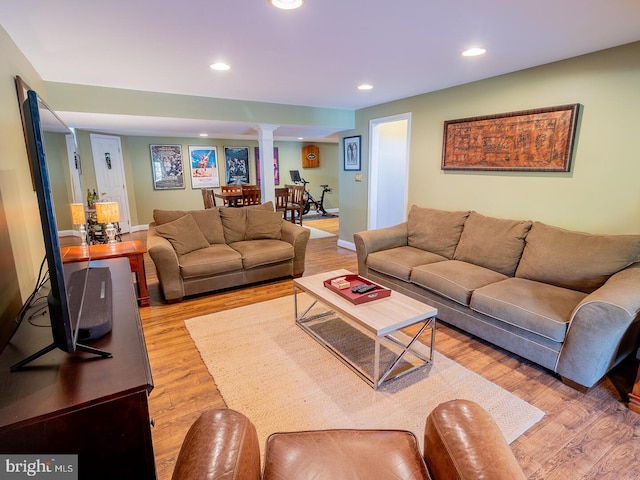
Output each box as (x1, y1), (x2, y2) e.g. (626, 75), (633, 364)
(95, 202), (120, 224)
(70, 203), (86, 225)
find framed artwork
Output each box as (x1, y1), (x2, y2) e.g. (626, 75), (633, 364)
(224, 146), (250, 184)
(442, 104), (581, 172)
(344, 135), (361, 171)
(254, 147), (280, 185)
(189, 146), (220, 188)
(150, 144), (185, 190)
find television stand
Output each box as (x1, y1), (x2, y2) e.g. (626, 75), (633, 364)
(9, 341), (112, 371)
(0, 258), (156, 479)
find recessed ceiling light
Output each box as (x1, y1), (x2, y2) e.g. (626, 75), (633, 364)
(270, 0), (303, 10)
(210, 62), (230, 71)
(199, 133), (209, 137)
(461, 47), (486, 57)
(357, 84), (373, 90)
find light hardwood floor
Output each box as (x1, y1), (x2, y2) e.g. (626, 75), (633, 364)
(133, 216), (640, 480)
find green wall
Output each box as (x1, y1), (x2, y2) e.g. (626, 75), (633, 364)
(0, 25), (47, 300)
(77, 134), (339, 226)
(339, 41), (640, 244)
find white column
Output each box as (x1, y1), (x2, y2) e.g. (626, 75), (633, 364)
(254, 124), (279, 204)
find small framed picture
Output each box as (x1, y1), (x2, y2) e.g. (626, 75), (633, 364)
(189, 146), (220, 188)
(344, 135), (361, 171)
(150, 144), (185, 190)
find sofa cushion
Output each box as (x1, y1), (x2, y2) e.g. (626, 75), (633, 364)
(153, 208), (225, 244)
(220, 202), (275, 243)
(515, 222), (640, 293)
(470, 277), (587, 342)
(245, 209), (282, 240)
(453, 211), (532, 277)
(230, 240), (294, 270)
(155, 214), (210, 255)
(367, 246), (447, 281)
(411, 260), (508, 306)
(178, 244), (243, 279)
(407, 206), (470, 259)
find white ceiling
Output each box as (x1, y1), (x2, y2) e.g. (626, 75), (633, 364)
(2, 0), (639, 141)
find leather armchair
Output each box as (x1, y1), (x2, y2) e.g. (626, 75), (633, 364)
(172, 399), (526, 480)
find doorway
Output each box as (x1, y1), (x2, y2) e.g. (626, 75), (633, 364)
(90, 134), (131, 233)
(368, 113), (411, 230)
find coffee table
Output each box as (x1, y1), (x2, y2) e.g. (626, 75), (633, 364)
(293, 269), (437, 389)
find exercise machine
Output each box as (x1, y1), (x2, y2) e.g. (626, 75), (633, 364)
(289, 170), (336, 217)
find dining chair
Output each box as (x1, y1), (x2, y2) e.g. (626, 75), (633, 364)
(274, 187), (289, 218)
(241, 185), (262, 206)
(221, 185), (243, 207)
(285, 184), (305, 225)
(201, 188), (216, 209)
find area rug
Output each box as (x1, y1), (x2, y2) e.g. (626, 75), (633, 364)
(304, 224), (336, 239)
(185, 294), (544, 449)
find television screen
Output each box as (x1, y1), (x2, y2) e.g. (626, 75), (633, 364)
(11, 90), (111, 370)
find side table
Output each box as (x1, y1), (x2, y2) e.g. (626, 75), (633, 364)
(629, 347), (640, 414)
(61, 240), (150, 307)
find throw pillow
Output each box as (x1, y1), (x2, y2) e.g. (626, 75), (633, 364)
(155, 214), (210, 255)
(407, 206), (470, 259)
(515, 222), (640, 293)
(153, 208), (225, 244)
(245, 209), (283, 240)
(453, 211), (532, 276)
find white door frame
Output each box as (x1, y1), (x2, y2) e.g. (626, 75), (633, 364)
(90, 133), (131, 233)
(368, 113), (411, 230)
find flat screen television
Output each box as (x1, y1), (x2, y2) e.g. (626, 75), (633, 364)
(11, 90), (112, 370)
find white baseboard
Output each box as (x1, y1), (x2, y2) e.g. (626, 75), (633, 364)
(337, 238), (355, 251)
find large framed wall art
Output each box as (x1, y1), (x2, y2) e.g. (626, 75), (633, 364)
(254, 147), (280, 186)
(224, 146), (250, 185)
(442, 104), (581, 172)
(189, 146), (220, 188)
(150, 144), (185, 190)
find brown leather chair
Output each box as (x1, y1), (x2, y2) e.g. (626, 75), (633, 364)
(171, 399), (526, 480)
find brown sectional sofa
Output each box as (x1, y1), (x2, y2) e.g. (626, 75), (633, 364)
(147, 202), (310, 302)
(355, 206), (640, 389)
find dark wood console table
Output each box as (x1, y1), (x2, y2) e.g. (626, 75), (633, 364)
(0, 258), (156, 479)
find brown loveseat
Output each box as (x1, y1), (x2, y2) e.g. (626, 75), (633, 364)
(147, 202), (310, 302)
(171, 399), (526, 480)
(355, 206), (640, 390)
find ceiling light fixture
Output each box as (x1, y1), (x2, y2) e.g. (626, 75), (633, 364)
(357, 84), (373, 90)
(462, 47), (486, 57)
(210, 62), (230, 71)
(270, 0), (303, 10)
(199, 133), (209, 137)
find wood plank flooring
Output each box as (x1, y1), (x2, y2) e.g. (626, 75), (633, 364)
(133, 216), (640, 480)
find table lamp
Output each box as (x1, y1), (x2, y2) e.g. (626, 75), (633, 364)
(70, 203), (88, 248)
(95, 201), (120, 246)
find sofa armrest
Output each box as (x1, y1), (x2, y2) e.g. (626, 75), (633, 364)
(424, 399), (526, 480)
(556, 262), (640, 388)
(353, 222), (408, 276)
(281, 221), (310, 277)
(147, 223), (184, 302)
(172, 409), (261, 480)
